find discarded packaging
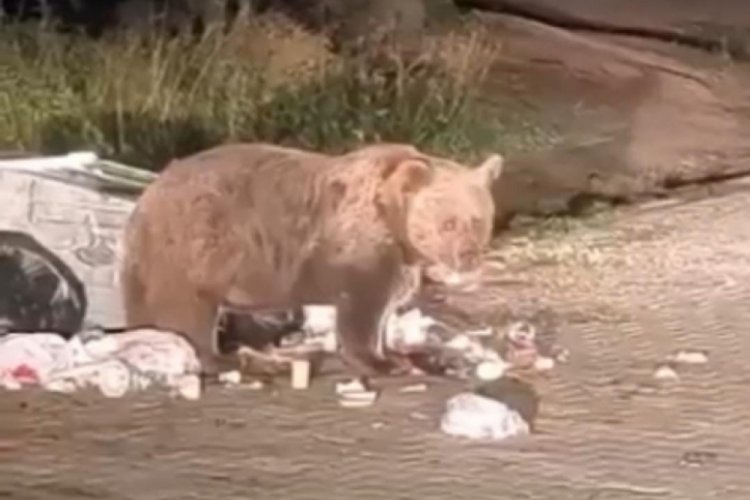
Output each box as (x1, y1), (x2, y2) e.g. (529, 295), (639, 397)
(290, 305), (444, 357)
(464, 327), (494, 337)
(0, 333), (79, 390)
(399, 383), (428, 393)
(219, 370), (242, 386)
(336, 378), (378, 407)
(302, 305), (336, 335)
(444, 334), (472, 351)
(667, 349), (709, 365)
(444, 334), (492, 362)
(507, 321), (537, 346)
(244, 306), (557, 390)
(339, 391), (378, 408)
(291, 359), (311, 389)
(440, 392), (530, 441)
(176, 375), (202, 400)
(553, 347), (570, 363)
(385, 308), (436, 352)
(336, 378), (369, 395)
(533, 356), (556, 372)
(44, 359), (131, 398)
(300, 305), (338, 352)
(0, 329), (202, 400)
(653, 364), (680, 381)
(246, 380), (265, 390)
(475, 359), (508, 381)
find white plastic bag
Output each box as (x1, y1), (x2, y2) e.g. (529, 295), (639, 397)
(0, 329), (202, 400)
(0, 333), (75, 389)
(86, 329), (201, 377)
(385, 307), (436, 353)
(440, 392), (530, 441)
(43, 358), (134, 398)
(68, 329), (201, 400)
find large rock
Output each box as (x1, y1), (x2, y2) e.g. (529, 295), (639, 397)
(455, 0), (750, 59)
(453, 1), (750, 222)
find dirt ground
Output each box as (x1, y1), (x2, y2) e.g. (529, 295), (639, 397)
(3, 178), (750, 500)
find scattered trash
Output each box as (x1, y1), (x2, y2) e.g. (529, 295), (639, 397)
(440, 392), (530, 441)
(464, 327), (494, 337)
(444, 333), (496, 363)
(291, 359), (311, 390)
(218, 370), (242, 386)
(444, 334), (472, 352)
(503, 321), (541, 371)
(507, 321), (536, 346)
(236, 344), (292, 373)
(475, 359), (508, 381)
(301, 305), (336, 335)
(399, 383), (428, 393)
(385, 308), (437, 353)
(175, 375), (202, 401)
(533, 356), (556, 372)
(679, 450), (718, 468)
(653, 364), (680, 382)
(388, 315), (562, 382)
(223, 305), (559, 403)
(300, 305), (338, 353)
(553, 347), (570, 364)
(667, 349), (709, 365)
(260, 305), (442, 383)
(246, 380), (265, 390)
(649, 349), (709, 384)
(339, 392), (378, 408)
(336, 378), (378, 408)
(0, 328), (202, 400)
(335, 378), (369, 395)
(0, 333), (80, 390)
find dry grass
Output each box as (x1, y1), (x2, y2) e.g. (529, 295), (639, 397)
(0, 16), (550, 170)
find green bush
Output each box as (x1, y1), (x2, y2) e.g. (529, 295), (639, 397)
(0, 16), (540, 170)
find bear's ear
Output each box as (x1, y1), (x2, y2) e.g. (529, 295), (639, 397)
(472, 154), (504, 188)
(382, 156), (433, 197)
(370, 144), (430, 189)
(376, 148), (433, 239)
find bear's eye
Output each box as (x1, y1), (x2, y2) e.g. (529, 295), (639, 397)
(441, 219), (456, 232)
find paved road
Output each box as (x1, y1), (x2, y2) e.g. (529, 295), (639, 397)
(2, 180), (750, 500)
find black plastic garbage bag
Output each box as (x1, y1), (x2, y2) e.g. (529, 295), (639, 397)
(0, 230), (87, 337)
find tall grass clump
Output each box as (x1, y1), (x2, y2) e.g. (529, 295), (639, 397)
(0, 16), (514, 170)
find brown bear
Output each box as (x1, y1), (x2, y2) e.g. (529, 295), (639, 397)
(120, 142), (503, 379)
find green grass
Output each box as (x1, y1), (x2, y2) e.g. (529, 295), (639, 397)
(0, 16), (551, 170)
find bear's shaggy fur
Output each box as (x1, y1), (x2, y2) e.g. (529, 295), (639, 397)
(120, 142), (502, 377)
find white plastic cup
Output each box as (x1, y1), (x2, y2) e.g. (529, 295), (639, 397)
(97, 360), (131, 398)
(291, 359), (311, 390)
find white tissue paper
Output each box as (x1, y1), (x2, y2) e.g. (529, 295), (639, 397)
(440, 392), (530, 441)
